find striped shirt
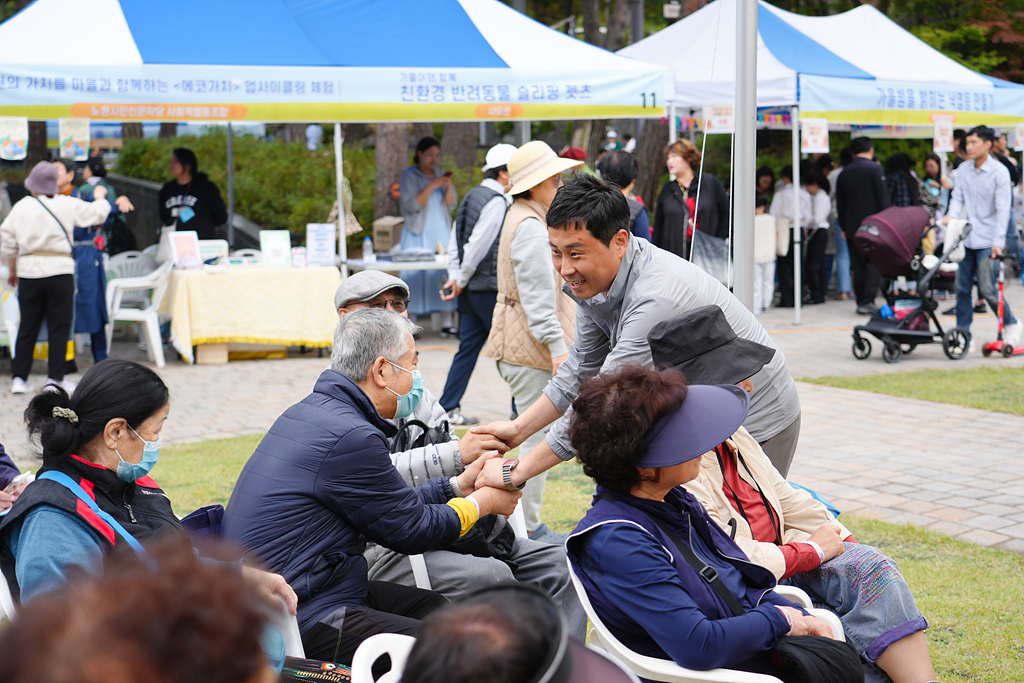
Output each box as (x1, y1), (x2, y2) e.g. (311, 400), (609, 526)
(947, 155), (1011, 250)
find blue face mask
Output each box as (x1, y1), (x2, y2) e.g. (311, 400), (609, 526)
(115, 426), (161, 482)
(386, 361), (424, 420)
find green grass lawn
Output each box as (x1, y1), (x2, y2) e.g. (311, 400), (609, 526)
(160, 434), (1024, 682)
(805, 366), (1024, 416)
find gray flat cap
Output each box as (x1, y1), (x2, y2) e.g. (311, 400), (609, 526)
(334, 270), (410, 310)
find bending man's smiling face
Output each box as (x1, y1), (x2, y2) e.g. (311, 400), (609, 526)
(548, 224), (629, 300)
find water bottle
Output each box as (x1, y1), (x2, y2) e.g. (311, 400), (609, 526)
(362, 236), (375, 263)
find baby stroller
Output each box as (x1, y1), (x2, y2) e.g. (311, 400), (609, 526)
(850, 206), (971, 363)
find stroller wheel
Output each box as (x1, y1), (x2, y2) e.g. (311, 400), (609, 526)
(852, 336), (871, 360)
(943, 327), (971, 360)
(882, 341), (902, 364)
(1002, 344), (1015, 358)
(983, 346), (993, 357)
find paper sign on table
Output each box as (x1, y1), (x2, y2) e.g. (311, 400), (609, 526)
(800, 118), (829, 154)
(58, 118), (90, 160)
(704, 104), (735, 134)
(260, 230), (293, 267)
(305, 223), (337, 265)
(934, 121), (954, 153)
(0, 117), (28, 160)
(1014, 123), (1024, 152)
(169, 231), (202, 269)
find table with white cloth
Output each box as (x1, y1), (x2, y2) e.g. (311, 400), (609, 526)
(345, 258), (449, 273)
(159, 266), (342, 364)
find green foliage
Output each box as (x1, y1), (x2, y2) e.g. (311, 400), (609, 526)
(116, 129), (377, 246)
(912, 24), (1006, 75)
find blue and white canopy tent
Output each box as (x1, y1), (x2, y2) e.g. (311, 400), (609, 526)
(620, 0), (1024, 321)
(0, 0), (667, 258)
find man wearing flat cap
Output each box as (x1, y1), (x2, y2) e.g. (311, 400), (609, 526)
(472, 174), (801, 496)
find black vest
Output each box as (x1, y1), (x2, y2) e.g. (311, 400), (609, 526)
(0, 455), (187, 603)
(454, 184), (504, 292)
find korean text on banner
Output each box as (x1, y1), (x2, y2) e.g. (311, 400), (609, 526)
(933, 121), (954, 153)
(57, 118), (90, 161)
(704, 104), (735, 134)
(0, 116), (28, 160)
(801, 118), (829, 154)
(305, 223), (336, 266)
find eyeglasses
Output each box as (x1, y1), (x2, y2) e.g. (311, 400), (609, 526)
(369, 298), (409, 314)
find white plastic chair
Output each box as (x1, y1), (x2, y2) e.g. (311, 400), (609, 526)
(105, 261), (173, 368)
(0, 565), (16, 622)
(230, 248), (262, 262)
(407, 501), (528, 591)
(142, 243), (160, 260)
(351, 633), (415, 683)
(106, 251), (158, 308)
(198, 239), (229, 263)
(0, 278), (19, 357)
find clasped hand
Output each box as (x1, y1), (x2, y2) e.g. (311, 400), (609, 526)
(777, 606), (835, 639)
(455, 451), (521, 517)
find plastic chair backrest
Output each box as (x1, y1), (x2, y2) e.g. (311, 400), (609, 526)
(231, 249), (262, 260)
(351, 633), (415, 683)
(142, 244), (160, 259)
(566, 557), (782, 683)
(0, 565), (16, 621)
(107, 251), (157, 280)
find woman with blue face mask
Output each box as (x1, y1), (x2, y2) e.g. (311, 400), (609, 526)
(0, 360), (296, 618)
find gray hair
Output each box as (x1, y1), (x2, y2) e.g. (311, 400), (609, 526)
(331, 308), (419, 381)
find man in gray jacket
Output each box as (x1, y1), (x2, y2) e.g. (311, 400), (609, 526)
(473, 174), (802, 486)
(332, 271), (585, 638)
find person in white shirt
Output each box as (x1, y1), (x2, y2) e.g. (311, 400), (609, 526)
(802, 172), (833, 305)
(752, 196), (777, 315)
(0, 162), (112, 394)
(768, 165), (812, 307)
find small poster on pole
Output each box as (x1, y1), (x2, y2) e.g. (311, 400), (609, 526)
(58, 118), (90, 160)
(305, 223), (337, 266)
(933, 121), (954, 153)
(800, 119), (829, 153)
(0, 116), (28, 160)
(704, 104), (735, 134)
(1014, 123), (1024, 152)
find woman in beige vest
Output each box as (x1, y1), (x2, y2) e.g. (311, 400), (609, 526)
(482, 141), (581, 543)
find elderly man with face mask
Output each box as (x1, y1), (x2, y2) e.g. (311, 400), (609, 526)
(330, 270), (586, 641)
(224, 308), (522, 667)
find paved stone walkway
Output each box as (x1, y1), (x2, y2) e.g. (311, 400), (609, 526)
(1, 277), (1021, 553)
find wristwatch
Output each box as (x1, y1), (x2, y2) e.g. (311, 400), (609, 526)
(502, 458), (526, 491)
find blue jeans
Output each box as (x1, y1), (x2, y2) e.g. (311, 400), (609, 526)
(1007, 216), (1022, 269)
(439, 289), (496, 412)
(956, 247), (1017, 335)
(789, 543), (928, 683)
(833, 222), (852, 294)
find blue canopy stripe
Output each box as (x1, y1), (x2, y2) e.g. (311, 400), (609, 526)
(756, 3), (872, 81)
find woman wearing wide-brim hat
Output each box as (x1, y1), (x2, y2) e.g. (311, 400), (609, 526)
(482, 141), (581, 543)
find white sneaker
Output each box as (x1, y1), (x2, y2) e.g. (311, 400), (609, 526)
(1004, 321), (1023, 348)
(44, 378), (77, 395)
(11, 377), (33, 395)
(969, 340), (976, 354)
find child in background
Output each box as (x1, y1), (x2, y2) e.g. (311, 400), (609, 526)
(753, 196), (777, 315)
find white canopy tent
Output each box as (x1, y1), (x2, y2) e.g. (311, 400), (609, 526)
(621, 0), (1024, 321)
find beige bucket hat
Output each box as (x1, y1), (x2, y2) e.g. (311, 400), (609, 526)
(506, 141), (583, 195)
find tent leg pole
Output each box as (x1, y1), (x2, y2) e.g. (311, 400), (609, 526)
(791, 105), (801, 326)
(227, 122), (234, 248)
(336, 122), (348, 278)
(733, 0), (757, 311)
(668, 102), (677, 143)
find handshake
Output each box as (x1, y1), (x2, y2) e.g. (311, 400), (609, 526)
(452, 418), (528, 518)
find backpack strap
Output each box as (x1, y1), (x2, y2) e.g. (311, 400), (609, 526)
(596, 491), (746, 617)
(37, 471), (147, 556)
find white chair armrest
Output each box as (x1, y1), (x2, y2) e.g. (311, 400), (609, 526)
(352, 633), (415, 683)
(807, 608), (845, 642)
(773, 585), (813, 609)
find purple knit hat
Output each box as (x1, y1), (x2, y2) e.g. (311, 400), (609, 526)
(24, 161), (60, 195)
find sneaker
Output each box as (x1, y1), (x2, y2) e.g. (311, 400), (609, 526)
(1004, 321), (1023, 347)
(446, 407), (479, 426)
(969, 340), (976, 354)
(855, 304), (877, 315)
(974, 301), (987, 314)
(439, 326), (460, 339)
(44, 378), (77, 395)
(11, 377), (33, 395)
(528, 524), (570, 545)
(941, 305), (956, 316)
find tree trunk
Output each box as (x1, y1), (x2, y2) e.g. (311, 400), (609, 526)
(287, 123), (307, 147)
(582, 0), (603, 46)
(121, 123), (143, 140)
(633, 116), (669, 211)
(25, 121), (47, 169)
(605, 0), (631, 50)
(439, 122), (478, 171)
(411, 123), (435, 145)
(375, 123), (408, 220)
(159, 123), (177, 138)
(581, 0), (631, 168)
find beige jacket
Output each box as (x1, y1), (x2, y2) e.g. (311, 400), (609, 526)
(0, 194), (110, 279)
(483, 198), (575, 371)
(683, 426), (852, 580)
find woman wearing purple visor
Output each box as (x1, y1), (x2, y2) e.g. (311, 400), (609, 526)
(565, 365), (859, 680)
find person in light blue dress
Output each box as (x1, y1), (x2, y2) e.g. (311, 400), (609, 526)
(399, 138), (458, 331)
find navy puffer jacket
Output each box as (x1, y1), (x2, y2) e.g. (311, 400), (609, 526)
(223, 369), (461, 633)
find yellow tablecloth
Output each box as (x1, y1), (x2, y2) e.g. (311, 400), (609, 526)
(160, 266), (342, 364)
